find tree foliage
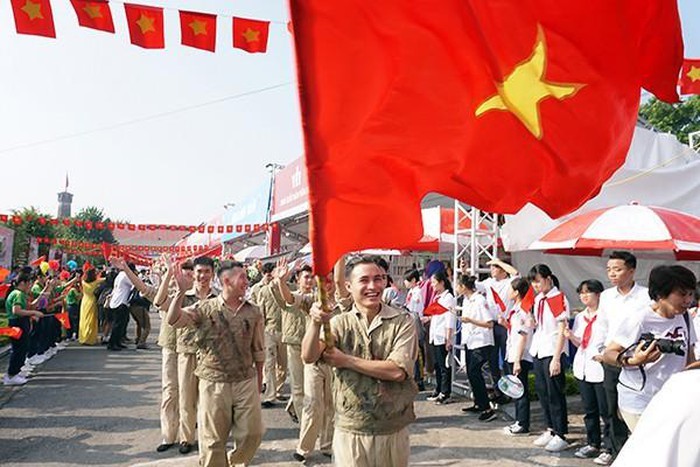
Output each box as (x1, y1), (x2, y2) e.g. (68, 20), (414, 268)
(638, 95), (700, 145)
(8, 207), (58, 265)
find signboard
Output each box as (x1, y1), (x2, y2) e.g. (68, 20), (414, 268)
(221, 180), (271, 243)
(0, 225), (14, 268)
(271, 156), (309, 222)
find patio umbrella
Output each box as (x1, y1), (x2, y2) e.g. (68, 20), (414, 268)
(528, 204), (700, 260)
(234, 245), (266, 262)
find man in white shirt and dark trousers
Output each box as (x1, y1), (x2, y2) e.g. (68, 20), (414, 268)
(108, 263), (135, 351)
(597, 251), (650, 462)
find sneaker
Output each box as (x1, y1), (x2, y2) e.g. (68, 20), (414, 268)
(178, 442), (193, 454)
(3, 374), (28, 386)
(575, 445), (600, 459)
(544, 434), (569, 452)
(426, 392), (441, 402)
(435, 394), (451, 405)
(478, 409), (497, 422)
(156, 442), (174, 453)
(506, 424), (529, 435)
(593, 452), (613, 465)
(292, 452), (305, 463)
(533, 430), (554, 447)
(502, 422), (519, 434)
(461, 405), (482, 414)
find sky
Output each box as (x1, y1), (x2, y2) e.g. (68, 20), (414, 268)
(0, 0), (698, 225)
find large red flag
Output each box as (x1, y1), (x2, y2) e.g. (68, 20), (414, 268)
(680, 59), (700, 96)
(11, 0), (56, 38)
(70, 0), (114, 33)
(289, 0), (684, 275)
(0, 327), (23, 340)
(232, 17), (269, 53)
(180, 11), (216, 52)
(124, 3), (164, 49)
(55, 312), (71, 329)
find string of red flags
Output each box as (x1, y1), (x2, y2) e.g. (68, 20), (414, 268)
(1, 213), (270, 234)
(36, 237), (225, 255)
(9, 0), (280, 53)
(681, 59), (700, 96)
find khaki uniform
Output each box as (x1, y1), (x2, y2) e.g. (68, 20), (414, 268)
(329, 304), (418, 467)
(281, 289), (314, 418)
(173, 296), (265, 467)
(176, 289), (217, 445)
(257, 284), (287, 403)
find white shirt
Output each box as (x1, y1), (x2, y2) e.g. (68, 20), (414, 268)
(506, 306), (534, 363)
(428, 290), (456, 346)
(108, 271), (134, 308)
(612, 370), (700, 467)
(476, 276), (516, 321)
(461, 293), (494, 350)
(404, 285), (425, 317)
(571, 309), (606, 383)
(613, 305), (696, 415)
(530, 287), (570, 359)
(599, 283), (651, 346)
(691, 309), (700, 361)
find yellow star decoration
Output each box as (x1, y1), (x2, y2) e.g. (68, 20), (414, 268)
(82, 3), (102, 19)
(475, 27), (585, 140)
(21, 0), (43, 21)
(135, 13), (155, 34)
(688, 66), (700, 82)
(242, 28), (260, 43)
(189, 19), (207, 36)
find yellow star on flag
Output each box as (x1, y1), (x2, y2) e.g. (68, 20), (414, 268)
(688, 66), (700, 82)
(82, 3), (102, 19)
(189, 19), (207, 36)
(136, 13), (155, 34)
(475, 26), (585, 140)
(242, 28), (260, 43)
(21, 0), (43, 20)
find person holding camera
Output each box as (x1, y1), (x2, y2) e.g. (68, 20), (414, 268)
(603, 265), (697, 433)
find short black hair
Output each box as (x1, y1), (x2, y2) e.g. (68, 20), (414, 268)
(15, 273), (31, 286)
(85, 269), (97, 283)
(404, 269), (421, 283)
(345, 255), (386, 278)
(181, 260), (194, 271)
(648, 265), (697, 301)
(375, 257), (389, 273)
(609, 251), (637, 270)
(193, 256), (215, 270)
(262, 262), (275, 274)
(576, 279), (605, 295)
(510, 277), (530, 299)
(296, 264), (313, 277)
(458, 274), (477, 291)
(528, 264), (559, 288)
(217, 260), (245, 279)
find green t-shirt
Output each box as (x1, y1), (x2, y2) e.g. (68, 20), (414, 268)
(66, 288), (79, 306)
(5, 289), (27, 320)
(30, 283), (42, 298)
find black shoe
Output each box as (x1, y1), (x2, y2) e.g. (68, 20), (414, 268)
(426, 392), (440, 401)
(156, 443), (174, 453)
(292, 452), (305, 463)
(321, 451), (332, 458)
(136, 343), (148, 350)
(461, 405), (482, 414)
(417, 381), (426, 392)
(118, 344), (128, 349)
(261, 401), (275, 408)
(288, 412), (299, 424)
(179, 442), (193, 454)
(276, 394), (290, 402)
(107, 346), (122, 351)
(435, 394), (451, 405)
(478, 409), (497, 422)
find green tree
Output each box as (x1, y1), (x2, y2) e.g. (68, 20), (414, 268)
(638, 95), (700, 145)
(65, 206), (117, 244)
(6, 207), (58, 266)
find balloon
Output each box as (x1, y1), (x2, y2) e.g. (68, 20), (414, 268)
(48, 260), (60, 271)
(59, 270), (70, 281)
(39, 261), (50, 275)
(66, 260), (78, 271)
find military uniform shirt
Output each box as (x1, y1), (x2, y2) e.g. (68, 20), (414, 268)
(176, 289), (217, 355)
(280, 289), (314, 345)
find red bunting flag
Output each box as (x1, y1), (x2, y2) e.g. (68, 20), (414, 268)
(490, 287), (506, 313)
(55, 312), (71, 329)
(124, 3), (164, 49)
(289, 0), (683, 275)
(546, 293), (567, 318)
(11, 0), (56, 38)
(69, 0), (114, 33)
(180, 10), (216, 52)
(423, 301), (449, 317)
(0, 327), (23, 340)
(232, 17), (269, 53)
(680, 59), (700, 96)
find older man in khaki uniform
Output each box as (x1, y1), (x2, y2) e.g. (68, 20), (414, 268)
(303, 256), (418, 467)
(169, 260), (265, 467)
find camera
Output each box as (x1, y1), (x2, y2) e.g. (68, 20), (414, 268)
(639, 332), (685, 356)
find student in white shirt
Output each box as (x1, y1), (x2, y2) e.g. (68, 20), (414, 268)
(426, 270), (456, 405)
(529, 264), (570, 453)
(457, 275), (498, 422)
(604, 265), (697, 433)
(565, 279), (610, 461)
(404, 269), (426, 390)
(502, 277), (535, 435)
(597, 251), (649, 461)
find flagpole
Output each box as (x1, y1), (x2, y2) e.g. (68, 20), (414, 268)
(315, 276), (334, 348)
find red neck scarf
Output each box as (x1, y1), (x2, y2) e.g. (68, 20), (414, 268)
(581, 313), (598, 349)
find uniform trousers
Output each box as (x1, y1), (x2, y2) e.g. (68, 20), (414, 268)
(285, 344), (305, 418)
(160, 347), (179, 444)
(297, 362), (334, 456)
(333, 427), (409, 467)
(178, 352), (198, 444)
(262, 330), (287, 403)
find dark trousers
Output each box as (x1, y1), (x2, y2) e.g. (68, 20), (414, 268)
(603, 364), (629, 456)
(578, 378), (611, 450)
(28, 314), (46, 357)
(533, 355), (569, 437)
(66, 304), (80, 339)
(431, 343), (451, 396)
(466, 346), (493, 409)
(493, 323), (508, 370)
(109, 304), (129, 348)
(505, 360), (532, 430)
(7, 317), (31, 377)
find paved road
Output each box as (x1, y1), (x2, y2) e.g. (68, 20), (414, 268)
(0, 314), (594, 466)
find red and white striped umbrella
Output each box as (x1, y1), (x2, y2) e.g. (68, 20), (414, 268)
(528, 204), (700, 260)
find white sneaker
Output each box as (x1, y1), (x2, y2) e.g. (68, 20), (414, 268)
(502, 422), (520, 434)
(27, 355), (41, 365)
(594, 452), (613, 465)
(533, 430), (554, 447)
(544, 434), (569, 452)
(3, 374), (28, 386)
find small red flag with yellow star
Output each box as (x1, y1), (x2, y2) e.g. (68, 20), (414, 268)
(180, 10), (216, 52)
(680, 59), (700, 96)
(70, 0), (114, 33)
(11, 0), (56, 38)
(124, 3), (164, 49)
(232, 17), (269, 53)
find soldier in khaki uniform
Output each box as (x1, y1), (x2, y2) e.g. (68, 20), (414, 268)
(256, 278), (289, 406)
(303, 256), (418, 467)
(168, 260), (265, 467)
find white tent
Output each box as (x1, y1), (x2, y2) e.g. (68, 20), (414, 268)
(502, 126), (700, 297)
